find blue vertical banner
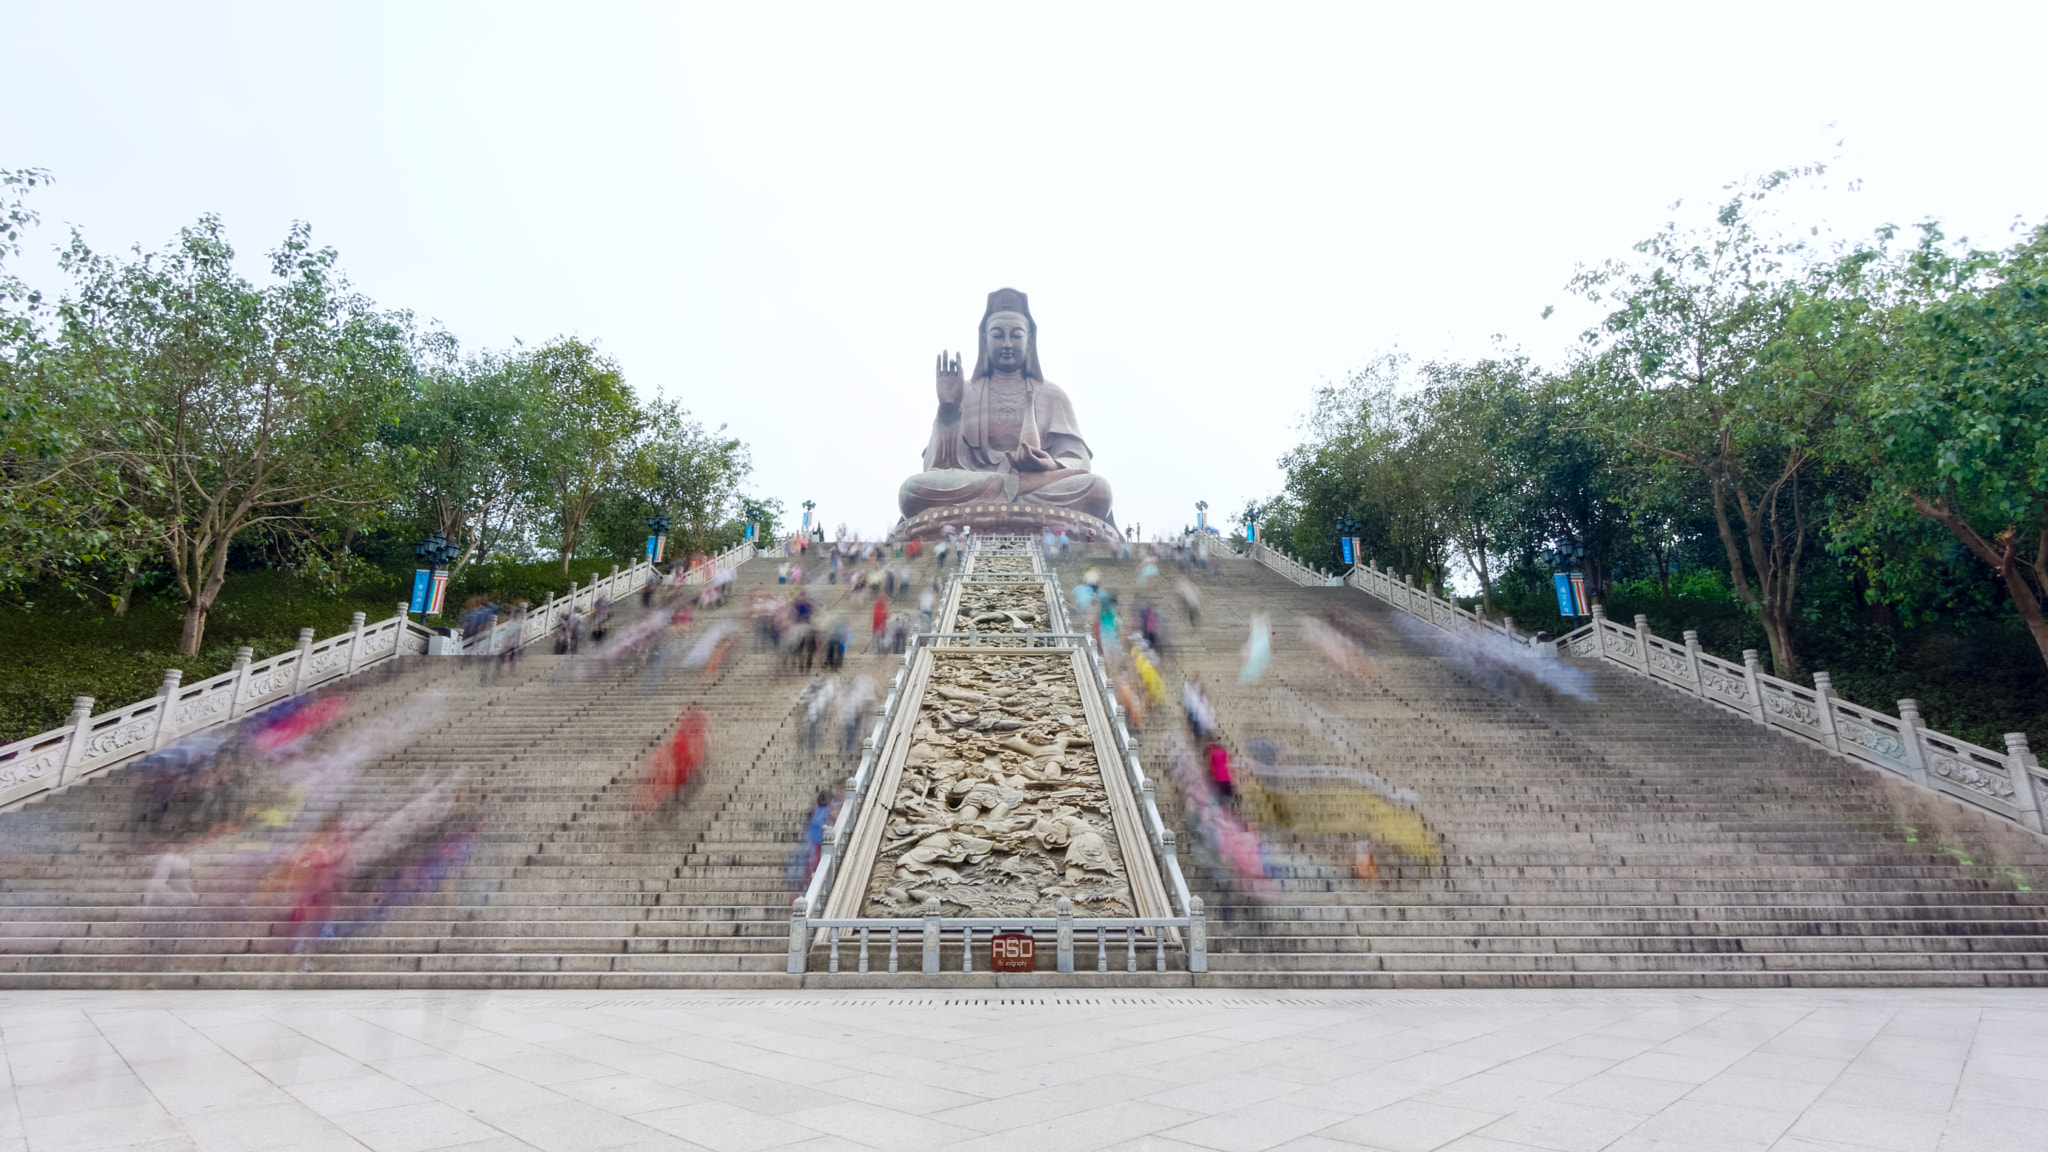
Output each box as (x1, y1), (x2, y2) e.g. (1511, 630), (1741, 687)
(1245, 523), (1255, 543)
(1569, 573), (1590, 617)
(1196, 511), (1206, 530)
(744, 522), (757, 543)
(1552, 573), (1575, 617)
(410, 569), (431, 614)
(645, 535), (658, 560)
(1341, 537), (1355, 565)
(801, 508), (811, 530)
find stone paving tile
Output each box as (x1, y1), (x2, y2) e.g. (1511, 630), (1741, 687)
(2, 990), (2047, 1152)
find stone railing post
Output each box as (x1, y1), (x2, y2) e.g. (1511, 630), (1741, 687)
(786, 898), (808, 974)
(1160, 829), (1183, 904)
(1741, 649), (1768, 725)
(1188, 896), (1208, 973)
(58, 696), (95, 788)
(148, 669), (184, 751)
(226, 647), (255, 719)
(344, 612), (368, 672)
(2002, 734), (2045, 833)
(1633, 614), (1653, 668)
(1812, 672), (1844, 754)
(1682, 630), (1705, 696)
(1056, 897), (1075, 973)
(566, 581), (579, 617)
(922, 898), (943, 974)
(288, 627), (316, 693)
(1896, 700), (1931, 784)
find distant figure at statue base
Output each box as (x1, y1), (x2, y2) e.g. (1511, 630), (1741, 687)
(896, 288), (1118, 540)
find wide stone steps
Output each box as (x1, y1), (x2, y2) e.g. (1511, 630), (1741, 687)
(1043, 547), (2048, 987)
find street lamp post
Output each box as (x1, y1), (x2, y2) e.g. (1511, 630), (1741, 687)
(645, 515), (671, 564)
(411, 534), (459, 622)
(1195, 500), (1209, 532)
(1334, 515), (1364, 569)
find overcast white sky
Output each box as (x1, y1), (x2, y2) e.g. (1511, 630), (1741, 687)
(8, 2), (2046, 540)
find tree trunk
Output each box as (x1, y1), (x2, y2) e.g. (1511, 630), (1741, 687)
(1758, 603), (1798, 679)
(112, 565), (139, 616)
(1474, 533), (1493, 615)
(176, 557), (230, 657)
(1917, 502), (2048, 673)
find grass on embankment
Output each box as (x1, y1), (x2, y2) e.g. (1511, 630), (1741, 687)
(0, 557), (639, 744)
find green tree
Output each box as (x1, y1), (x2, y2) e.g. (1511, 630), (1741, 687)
(392, 347), (532, 584)
(1573, 170), (1837, 676)
(513, 338), (644, 573)
(1859, 224), (2048, 669)
(53, 216), (417, 655)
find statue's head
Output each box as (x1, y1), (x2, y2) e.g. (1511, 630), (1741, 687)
(972, 287), (1043, 381)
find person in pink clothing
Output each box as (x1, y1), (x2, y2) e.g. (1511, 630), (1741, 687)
(1206, 739), (1235, 805)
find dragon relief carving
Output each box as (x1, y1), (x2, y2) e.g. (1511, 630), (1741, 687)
(972, 554), (1034, 575)
(948, 583), (1050, 645)
(863, 651), (1133, 919)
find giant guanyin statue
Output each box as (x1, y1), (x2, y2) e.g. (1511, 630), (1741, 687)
(896, 288), (1118, 540)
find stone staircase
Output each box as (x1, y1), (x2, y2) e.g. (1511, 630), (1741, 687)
(0, 555), (890, 989)
(7, 543), (2048, 989)
(1048, 546), (2048, 988)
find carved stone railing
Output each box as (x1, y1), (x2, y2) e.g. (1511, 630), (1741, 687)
(682, 540), (757, 585)
(1248, 541), (1344, 587)
(1346, 560), (1520, 641)
(1253, 547), (2048, 836)
(1, 556), (669, 810)
(456, 560), (662, 655)
(0, 607), (430, 810)
(1554, 606), (2047, 833)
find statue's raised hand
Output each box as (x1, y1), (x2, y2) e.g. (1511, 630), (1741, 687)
(935, 352), (964, 406)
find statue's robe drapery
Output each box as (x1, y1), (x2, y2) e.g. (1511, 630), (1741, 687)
(899, 377), (1114, 525)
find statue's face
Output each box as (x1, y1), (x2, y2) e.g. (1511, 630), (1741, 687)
(986, 311), (1030, 374)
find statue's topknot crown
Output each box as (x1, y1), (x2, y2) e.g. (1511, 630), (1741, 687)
(985, 288), (1031, 319)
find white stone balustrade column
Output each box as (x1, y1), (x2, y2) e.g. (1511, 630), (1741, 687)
(1682, 630), (1705, 695)
(58, 696), (95, 787)
(148, 669), (184, 750)
(288, 628), (315, 693)
(1056, 897), (1075, 973)
(786, 898), (808, 974)
(1896, 700), (1931, 784)
(1741, 649), (1768, 725)
(344, 612), (367, 672)
(226, 647), (255, 719)
(2002, 734), (2044, 833)
(1188, 896), (1208, 973)
(1812, 672), (1844, 754)
(922, 898), (943, 974)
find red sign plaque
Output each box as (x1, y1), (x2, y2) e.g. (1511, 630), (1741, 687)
(990, 932), (1035, 972)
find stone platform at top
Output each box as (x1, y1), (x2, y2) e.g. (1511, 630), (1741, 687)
(895, 288), (1120, 541)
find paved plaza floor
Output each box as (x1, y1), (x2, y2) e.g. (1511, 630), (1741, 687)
(0, 988), (2040, 1152)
